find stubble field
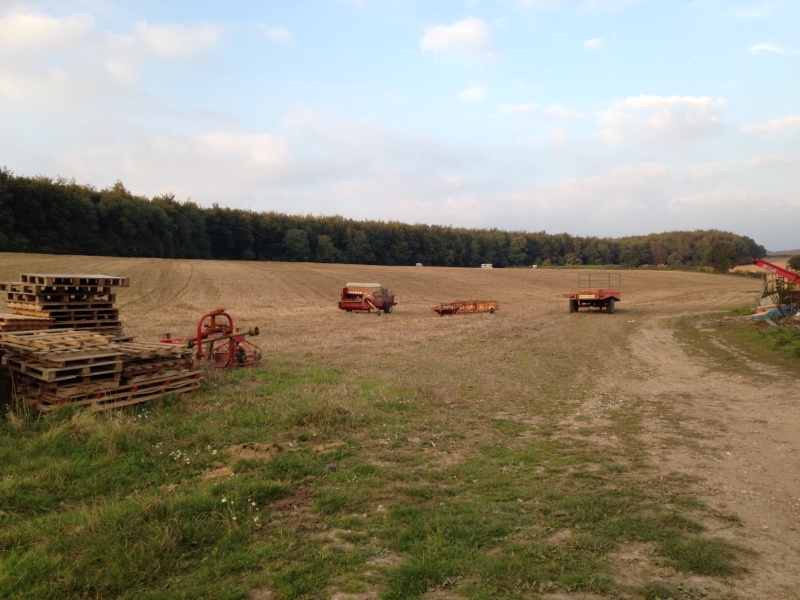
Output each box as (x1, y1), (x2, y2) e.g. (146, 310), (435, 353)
(1, 253), (798, 600)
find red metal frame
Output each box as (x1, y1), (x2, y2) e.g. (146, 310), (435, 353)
(432, 300), (498, 316)
(160, 308), (261, 371)
(753, 259), (800, 284)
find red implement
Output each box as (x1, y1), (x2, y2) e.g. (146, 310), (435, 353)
(563, 273), (621, 314)
(432, 300), (499, 316)
(752, 259), (800, 284)
(160, 308), (261, 370)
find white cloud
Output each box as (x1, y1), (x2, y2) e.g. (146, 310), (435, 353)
(517, 0), (568, 8)
(457, 84), (486, 103)
(598, 95), (725, 146)
(133, 21), (221, 59)
(667, 189), (765, 210)
(584, 37), (604, 48)
(519, 0), (638, 9)
(686, 161), (731, 182)
(728, 3), (777, 19)
(742, 115), (800, 134)
(498, 103), (540, 116)
(748, 42), (784, 55)
(746, 155), (800, 168)
(0, 11), (93, 50)
(545, 104), (583, 119)
(258, 24), (294, 44)
(420, 17), (494, 64)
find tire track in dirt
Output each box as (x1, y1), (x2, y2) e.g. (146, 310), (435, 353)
(598, 318), (800, 599)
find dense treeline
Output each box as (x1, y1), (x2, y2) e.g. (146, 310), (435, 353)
(0, 169), (766, 269)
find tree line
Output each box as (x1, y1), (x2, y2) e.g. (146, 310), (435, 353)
(0, 169), (766, 271)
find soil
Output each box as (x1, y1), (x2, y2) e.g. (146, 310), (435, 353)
(0, 254), (797, 598)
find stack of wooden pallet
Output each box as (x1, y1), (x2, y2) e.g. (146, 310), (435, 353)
(0, 273), (128, 334)
(0, 329), (201, 412)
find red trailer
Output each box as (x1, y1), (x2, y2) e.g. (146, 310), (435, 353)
(563, 273), (621, 314)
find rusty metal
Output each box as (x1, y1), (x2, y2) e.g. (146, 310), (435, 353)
(431, 300), (499, 316)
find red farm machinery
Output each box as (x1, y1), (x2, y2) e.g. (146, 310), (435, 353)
(338, 283), (397, 314)
(752, 258), (800, 313)
(431, 300), (499, 316)
(563, 273), (621, 314)
(160, 308), (262, 370)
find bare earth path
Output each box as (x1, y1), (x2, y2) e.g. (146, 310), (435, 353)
(607, 318), (800, 599)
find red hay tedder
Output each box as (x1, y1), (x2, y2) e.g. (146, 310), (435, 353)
(160, 308), (262, 370)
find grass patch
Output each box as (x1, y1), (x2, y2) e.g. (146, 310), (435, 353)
(1, 340), (753, 599)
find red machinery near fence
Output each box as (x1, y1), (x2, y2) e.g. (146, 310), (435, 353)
(160, 308), (261, 370)
(563, 273), (621, 314)
(431, 300), (499, 316)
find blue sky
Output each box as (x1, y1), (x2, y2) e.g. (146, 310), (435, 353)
(1, 1), (798, 251)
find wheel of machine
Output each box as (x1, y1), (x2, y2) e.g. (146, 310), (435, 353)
(384, 302), (394, 314)
(569, 299), (578, 313)
(607, 298), (615, 314)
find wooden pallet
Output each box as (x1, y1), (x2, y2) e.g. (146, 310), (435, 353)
(0, 330), (117, 353)
(0, 314), (53, 332)
(30, 371), (202, 412)
(3, 356), (122, 382)
(0, 282), (115, 295)
(18, 274), (130, 287)
(2, 289), (117, 303)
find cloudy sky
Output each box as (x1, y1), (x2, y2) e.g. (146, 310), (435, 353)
(1, 1), (798, 250)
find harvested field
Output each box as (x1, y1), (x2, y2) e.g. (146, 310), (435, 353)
(1, 253), (798, 599)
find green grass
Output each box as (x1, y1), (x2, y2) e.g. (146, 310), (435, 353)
(0, 315), (764, 599)
(671, 311), (800, 377)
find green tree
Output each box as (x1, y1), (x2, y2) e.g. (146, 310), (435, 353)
(346, 229), (375, 264)
(509, 234), (529, 266)
(787, 255), (800, 271)
(705, 240), (737, 273)
(282, 228), (311, 261)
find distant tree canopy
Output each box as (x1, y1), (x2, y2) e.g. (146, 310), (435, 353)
(0, 168), (767, 268)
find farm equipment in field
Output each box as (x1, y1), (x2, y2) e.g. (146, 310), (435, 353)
(431, 300), (499, 316)
(563, 273), (621, 314)
(752, 258), (800, 311)
(159, 308), (261, 370)
(338, 283), (397, 314)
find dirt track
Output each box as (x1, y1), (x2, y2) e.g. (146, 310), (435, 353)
(1, 254), (797, 598)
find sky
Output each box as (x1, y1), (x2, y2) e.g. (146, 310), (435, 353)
(1, 1), (798, 251)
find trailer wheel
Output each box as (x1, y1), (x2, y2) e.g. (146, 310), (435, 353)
(569, 299), (578, 313)
(384, 302), (394, 314)
(607, 298), (615, 314)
